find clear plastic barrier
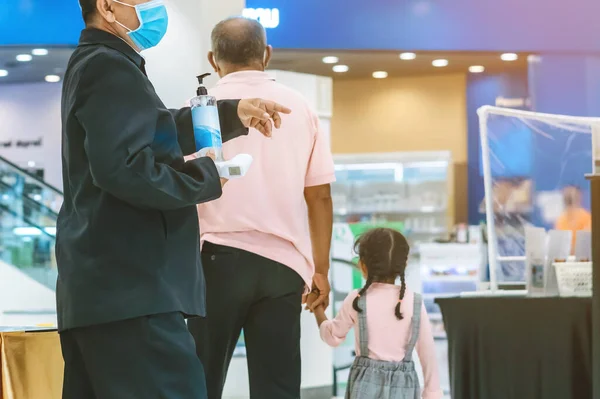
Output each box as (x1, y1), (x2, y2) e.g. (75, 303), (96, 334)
(478, 106), (598, 285)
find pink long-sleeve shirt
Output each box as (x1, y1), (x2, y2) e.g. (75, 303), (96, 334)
(320, 284), (443, 399)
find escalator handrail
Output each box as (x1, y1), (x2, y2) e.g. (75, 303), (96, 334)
(0, 154), (63, 196)
(0, 179), (59, 218)
(0, 204), (56, 240)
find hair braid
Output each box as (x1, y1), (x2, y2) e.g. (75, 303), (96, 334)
(352, 277), (374, 313)
(395, 273), (407, 320)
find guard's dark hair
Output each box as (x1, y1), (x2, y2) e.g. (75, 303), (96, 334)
(352, 228), (410, 320)
(211, 17), (267, 66)
(79, 0), (97, 23)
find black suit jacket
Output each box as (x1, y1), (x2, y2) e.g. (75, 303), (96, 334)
(56, 28), (248, 331)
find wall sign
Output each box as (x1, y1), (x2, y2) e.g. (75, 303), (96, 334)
(0, 138), (43, 149)
(0, 0), (83, 45)
(245, 0), (600, 52)
(242, 8), (280, 29)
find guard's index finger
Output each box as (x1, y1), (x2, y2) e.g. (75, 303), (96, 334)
(266, 101), (292, 114)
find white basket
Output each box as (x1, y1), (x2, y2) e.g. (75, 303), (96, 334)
(553, 262), (592, 297)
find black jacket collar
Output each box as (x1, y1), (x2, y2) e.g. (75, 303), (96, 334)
(78, 28), (145, 72)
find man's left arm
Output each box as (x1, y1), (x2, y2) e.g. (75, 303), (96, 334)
(170, 100), (247, 156)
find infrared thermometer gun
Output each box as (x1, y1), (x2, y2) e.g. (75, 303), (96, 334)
(196, 149), (253, 179)
(190, 73), (253, 179)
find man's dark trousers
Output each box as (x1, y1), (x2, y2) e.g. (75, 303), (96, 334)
(187, 242), (305, 399)
(60, 312), (207, 399)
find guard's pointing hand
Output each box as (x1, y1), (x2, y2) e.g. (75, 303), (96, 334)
(238, 98), (292, 137)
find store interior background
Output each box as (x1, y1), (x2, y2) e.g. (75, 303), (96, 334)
(1, 0), (600, 398)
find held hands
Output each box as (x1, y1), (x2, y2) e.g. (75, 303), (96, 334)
(238, 98), (292, 137)
(303, 272), (331, 312)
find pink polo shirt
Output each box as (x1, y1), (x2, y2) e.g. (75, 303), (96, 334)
(196, 71), (336, 287)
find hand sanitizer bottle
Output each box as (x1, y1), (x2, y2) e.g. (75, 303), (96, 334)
(190, 73), (224, 161)
(189, 73), (253, 179)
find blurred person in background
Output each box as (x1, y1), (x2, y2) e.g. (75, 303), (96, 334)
(57, 1), (289, 398)
(555, 185), (591, 253)
(187, 17), (335, 399)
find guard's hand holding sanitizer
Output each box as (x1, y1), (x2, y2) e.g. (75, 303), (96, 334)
(190, 73), (253, 179)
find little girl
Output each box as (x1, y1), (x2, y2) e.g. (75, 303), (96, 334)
(310, 228), (442, 399)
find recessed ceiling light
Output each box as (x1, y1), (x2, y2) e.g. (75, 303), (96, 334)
(501, 53), (518, 61)
(16, 54), (33, 62)
(32, 48), (48, 56)
(0, 70), (8, 77)
(372, 71), (388, 79)
(399, 52), (416, 60)
(432, 59), (449, 67)
(332, 65), (349, 73)
(45, 75), (61, 83)
(469, 65), (485, 73)
(322, 56), (339, 64)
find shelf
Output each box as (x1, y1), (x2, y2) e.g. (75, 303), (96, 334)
(422, 293), (457, 300)
(422, 275), (480, 282)
(405, 228), (448, 235)
(334, 207), (447, 216)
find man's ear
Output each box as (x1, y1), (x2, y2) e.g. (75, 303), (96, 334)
(97, 0), (115, 23)
(264, 45), (273, 69)
(208, 51), (218, 73)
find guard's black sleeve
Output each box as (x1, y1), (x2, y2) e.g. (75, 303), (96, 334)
(170, 101), (249, 156)
(75, 51), (223, 211)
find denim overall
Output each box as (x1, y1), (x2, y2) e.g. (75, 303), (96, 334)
(346, 292), (423, 399)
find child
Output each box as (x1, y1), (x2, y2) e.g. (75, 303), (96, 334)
(309, 228), (442, 399)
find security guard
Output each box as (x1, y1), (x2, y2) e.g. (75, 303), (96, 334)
(58, 1), (290, 397)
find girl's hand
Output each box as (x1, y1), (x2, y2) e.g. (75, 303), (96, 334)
(304, 291), (320, 312)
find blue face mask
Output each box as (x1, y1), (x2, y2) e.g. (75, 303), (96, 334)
(113, 0), (169, 51)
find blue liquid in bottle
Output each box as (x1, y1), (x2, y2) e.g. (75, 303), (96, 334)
(190, 73), (224, 161)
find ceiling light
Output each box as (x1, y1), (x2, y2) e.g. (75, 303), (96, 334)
(501, 53), (518, 61)
(372, 71), (388, 79)
(0, 70), (8, 77)
(432, 59), (449, 67)
(332, 65), (349, 73)
(469, 65), (485, 73)
(399, 52), (416, 60)
(322, 56), (339, 64)
(16, 54), (33, 62)
(32, 48), (48, 56)
(45, 75), (61, 83)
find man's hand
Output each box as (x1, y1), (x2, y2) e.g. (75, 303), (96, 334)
(304, 272), (331, 311)
(238, 98), (291, 137)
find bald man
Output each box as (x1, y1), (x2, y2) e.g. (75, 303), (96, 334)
(187, 18), (335, 399)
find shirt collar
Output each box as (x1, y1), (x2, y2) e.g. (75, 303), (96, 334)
(216, 70), (276, 86)
(78, 28), (146, 73)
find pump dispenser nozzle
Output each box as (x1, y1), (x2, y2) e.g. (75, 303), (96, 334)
(196, 73), (211, 96)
